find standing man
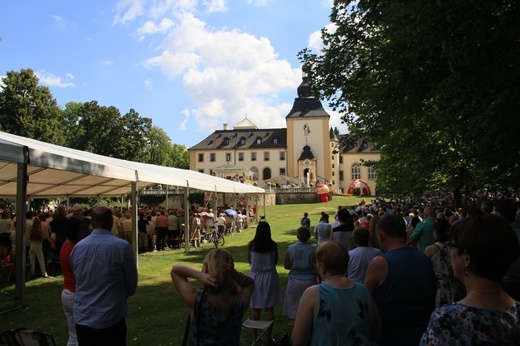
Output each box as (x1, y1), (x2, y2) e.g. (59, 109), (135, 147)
(300, 212), (311, 229)
(50, 206), (67, 255)
(155, 210), (169, 251)
(331, 208), (355, 250)
(348, 227), (381, 283)
(365, 214), (436, 346)
(70, 206), (138, 345)
(313, 213), (332, 244)
(408, 205), (436, 252)
(167, 209), (179, 249)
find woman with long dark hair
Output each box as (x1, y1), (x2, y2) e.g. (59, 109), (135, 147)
(61, 215), (90, 346)
(247, 221), (283, 344)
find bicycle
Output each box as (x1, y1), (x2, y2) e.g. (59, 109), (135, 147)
(208, 226), (225, 248)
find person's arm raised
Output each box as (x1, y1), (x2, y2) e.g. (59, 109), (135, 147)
(171, 265), (216, 310)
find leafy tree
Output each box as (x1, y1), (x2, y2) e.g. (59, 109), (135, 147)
(169, 143), (190, 169)
(300, 0), (520, 204)
(63, 101), (123, 157)
(144, 126), (174, 166)
(0, 68), (63, 143)
(62, 102), (153, 162)
(118, 109), (152, 162)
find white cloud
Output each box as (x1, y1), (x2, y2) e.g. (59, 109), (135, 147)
(246, 0), (273, 6)
(35, 70), (75, 88)
(203, 0), (227, 13)
(114, 0), (145, 24)
(101, 59), (114, 65)
(118, 1), (304, 133)
(308, 23), (336, 52)
(144, 78), (152, 90)
(52, 15), (66, 27)
(137, 18), (175, 37)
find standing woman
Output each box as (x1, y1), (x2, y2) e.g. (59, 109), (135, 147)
(247, 221), (283, 344)
(283, 227), (316, 323)
(60, 216), (90, 346)
(171, 249), (254, 345)
(421, 214), (520, 345)
(28, 217), (49, 278)
(292, 241), (380, 345)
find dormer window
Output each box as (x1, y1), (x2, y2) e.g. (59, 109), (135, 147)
(362, 141), (368, 149)
(273, 138), (278, 144)
(240, 137), (246, 145)
(256, 137), (262, 145)
(224, 138), (230, 145)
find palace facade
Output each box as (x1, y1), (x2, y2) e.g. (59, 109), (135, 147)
(188, 76), (380, 196)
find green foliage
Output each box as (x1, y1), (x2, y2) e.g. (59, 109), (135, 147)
(139, 194), (166, 206)
(1, 69), (189, 168)
(169, 143), (190, 169)
(299, 0), (520, 203)
(189, 192), (205, 206)
(0, 69), (62, 144)
(144, 126), (174, 166)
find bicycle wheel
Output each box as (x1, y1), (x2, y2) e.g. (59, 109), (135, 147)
(218, 234), (225, 247)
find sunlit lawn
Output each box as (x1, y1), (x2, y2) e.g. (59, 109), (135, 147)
(0, 196), (363, 345)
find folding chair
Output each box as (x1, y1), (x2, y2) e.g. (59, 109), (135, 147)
(242, 318), (274, 346)
(14, 330), (56, 346)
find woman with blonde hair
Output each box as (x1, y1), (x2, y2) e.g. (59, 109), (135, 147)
(172, 249), (254, 345)
(29, 217), (50, 279)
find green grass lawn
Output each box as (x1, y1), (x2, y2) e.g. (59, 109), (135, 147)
(0, 196), (363, 345)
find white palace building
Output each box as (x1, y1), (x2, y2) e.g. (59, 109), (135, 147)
(188, 76), (380, 196)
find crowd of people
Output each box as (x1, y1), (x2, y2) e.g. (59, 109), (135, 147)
(1, 191), (519, 345)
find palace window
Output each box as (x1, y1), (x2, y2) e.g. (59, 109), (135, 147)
(279, 151), (285, 160)
(368, 166), (377, 180)
(251, 152), (257, 161)
(352, 164), (361, 180)
(238, 153), (244, 161)
(226, 153), (231, 161)
(198, 153), (203, 162)
(264, 152), (270, 161)
(210, 153), (216, 162)
(339, 171), (344, 181)
(280, 168), (286, 176)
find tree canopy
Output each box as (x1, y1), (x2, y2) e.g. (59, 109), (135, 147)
(299, 0), (520, 203)
(0, 69), (188, 169)
(0, 68), (62, 144)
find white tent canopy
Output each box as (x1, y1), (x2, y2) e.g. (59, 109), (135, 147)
(0, 131), (264, 197)
(0, 130), (264, 313)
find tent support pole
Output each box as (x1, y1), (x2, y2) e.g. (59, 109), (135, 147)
(131, 182), (138, 268)
(14, 156), (28, 309)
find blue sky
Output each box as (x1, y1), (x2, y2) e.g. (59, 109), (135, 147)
(0, 0), (341, 147)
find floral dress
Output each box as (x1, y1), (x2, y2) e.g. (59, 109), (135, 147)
(420, 302), (520, 345)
